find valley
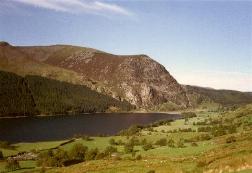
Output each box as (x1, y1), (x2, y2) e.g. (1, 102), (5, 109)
(0, 42), (251, 173)
(0, 104), (251, 173)
(1, 1), (250, 172)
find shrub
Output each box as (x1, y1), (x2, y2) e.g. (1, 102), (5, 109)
(191, 142), (198, 147)
(131, 151), (136, 158)
(199, 134), (212, 141)
(147, 170), (155, 173)
(0, 150), (3, 160)
(141, 138), (147, 145)
(37, 149), (69, 167)
(85, 148), (98, 161)
(5, 160), (20, 171)
(53, 149), (69, 167)
(117, 139), (124, 145)
(124, 143), (134, 153)
(0, 141), (13, 149)
(136, 154), (142, 160)
(167, 139), (175, 147)
(129, 137), (140, 146)
(142, 143), (153, 151)
(197, 160), (208, 167)
(211, 125), (229, 137)
(69, 143), (88, 161)
(226, 136), (236, 143)
(109, 138), (116, 145)
(37, 150), (54, 167)
(227, 125), (237, 134)
(118, 125), (141, 136)
(82, 135), (93, 141)
(40, 167), (46, 173)
(181, 112), (197, 118)
(198, 126), (212, 132)
(95, 152), (106, 160)
(155, 138), (167, 146)
(177, 139), (185, 148)
(104, 146), (117, 156)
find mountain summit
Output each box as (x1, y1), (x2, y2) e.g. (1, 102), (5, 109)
(0, 42), (189, 108)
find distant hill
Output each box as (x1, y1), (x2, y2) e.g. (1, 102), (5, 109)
(184, 85), (252, 108)
(0, 71), (133, 117)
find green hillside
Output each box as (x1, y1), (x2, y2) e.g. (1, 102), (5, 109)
(25, 75), (133, 115)
(0, 71), (36, 117)
(0, 70), (133, 117)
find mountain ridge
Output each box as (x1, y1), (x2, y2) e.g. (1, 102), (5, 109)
(0, 41), (189, 108)
(1, 41), (251, 111)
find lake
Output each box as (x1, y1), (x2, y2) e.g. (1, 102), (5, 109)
(0, 113), (181, 143)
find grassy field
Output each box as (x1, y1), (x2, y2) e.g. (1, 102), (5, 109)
(0, 104), (252, 173)
(1, 140), (69, 157)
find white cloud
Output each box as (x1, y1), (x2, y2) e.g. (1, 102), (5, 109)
(11, 0), (133, 16)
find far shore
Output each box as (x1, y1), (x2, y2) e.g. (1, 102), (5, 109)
(0, 111), (182, 119)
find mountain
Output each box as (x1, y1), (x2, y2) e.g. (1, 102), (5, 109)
(184, 85), (252, 108)
(1, 41), (251, 112)
(0, 70), (133, 117)
(0, 41), (189, 109)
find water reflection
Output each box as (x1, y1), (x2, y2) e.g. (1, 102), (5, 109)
(0, 113), (181, 142)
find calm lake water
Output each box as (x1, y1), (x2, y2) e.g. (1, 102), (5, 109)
(0, 113), (181, 143)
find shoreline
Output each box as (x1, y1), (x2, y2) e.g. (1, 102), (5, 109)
(0, 111), (182, 119)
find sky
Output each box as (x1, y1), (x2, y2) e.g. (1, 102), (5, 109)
(0, 0), (251, 91)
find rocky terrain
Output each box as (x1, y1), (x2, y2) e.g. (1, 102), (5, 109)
(0, 41), (189, 109)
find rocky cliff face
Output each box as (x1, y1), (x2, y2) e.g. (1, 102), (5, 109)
(0, 42), (189, 108)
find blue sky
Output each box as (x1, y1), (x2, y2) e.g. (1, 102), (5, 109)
(0, 0), (251, 91)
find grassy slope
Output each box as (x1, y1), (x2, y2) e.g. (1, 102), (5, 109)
(0, 43), (86, 85)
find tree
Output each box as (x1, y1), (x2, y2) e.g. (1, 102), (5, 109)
(109, 138), (116, 145)
(177, 139), (185, 148)
(136, 154), (142, 160)
(141, 138), (147, 145)
(0, 141), (11, 149)
(226, 136), (236, 143)
(104, 146), (117, 156)
(53, 149), (69, 167)
(69, 143), (88, 161)
(5, 159), (20, 171)
(142, 143), (153, 151)
(147, 170), (155, 173)
(37, 150), (54, 167)
(85, 148), (98, 161)
(167, 139), (175, 147)
(124, 143), (134, 153)
(191, 142), (198, 147)
(0, 150), (3, 160)
(155, 138), (167, 146)
(129, 137), (140, 146)
(95, 152), (106, 160)
(118, 125), (140, 136)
